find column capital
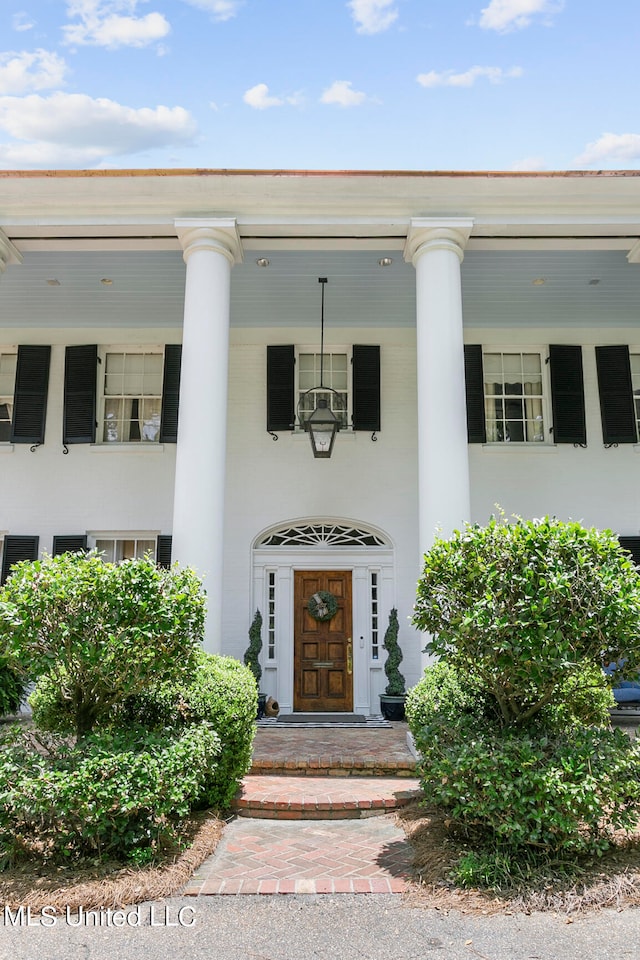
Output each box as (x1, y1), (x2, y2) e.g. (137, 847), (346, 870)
(404, 217), (474, 266)
(174, 217), (243, 266)
(627, 238), (640, 263)
(0, 229), (23, 275)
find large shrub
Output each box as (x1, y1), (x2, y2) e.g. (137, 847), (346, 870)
(413, 517), (640, 727)
(411, 714), (640, 858)
(0, 552), (205, 738)
(115, 652), (257, 809)
(0, 724), (220, 866)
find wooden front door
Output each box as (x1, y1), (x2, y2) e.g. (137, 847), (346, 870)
(294, 570), (353, 712)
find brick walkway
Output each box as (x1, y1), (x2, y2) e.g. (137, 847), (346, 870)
(184, 815), (413, 896)
(183, 723), (422, 897)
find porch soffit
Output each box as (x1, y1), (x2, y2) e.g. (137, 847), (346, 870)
(1, 248), (640, 330)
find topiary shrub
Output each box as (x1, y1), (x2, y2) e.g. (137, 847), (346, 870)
(116, 652), (257, 809)
(0, 724), (221, 867)
(0, 552), (205, 738)
(382, 608), (405, 696)
(243, 609), (263, 690)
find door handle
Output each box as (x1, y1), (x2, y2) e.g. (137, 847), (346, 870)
(346, 639), (353, 675)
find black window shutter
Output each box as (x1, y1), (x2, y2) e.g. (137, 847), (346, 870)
(63, 345), (97, 444)
(156, 535), (173, 568)
(595, 346), (637, 444)
(352, 345), (381, 432)
(1, 535), (39, 584)
(548, 345), (586, 444)
(11, 346), (51, 444)
(464, 345), (486, 443)
(619, 536), (640, 569)
(160, 345), (182, 443)
(52, 535), (88, 556)
(267, 345), (295, 431)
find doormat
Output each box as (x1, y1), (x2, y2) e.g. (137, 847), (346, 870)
(258, 714), (392, 729)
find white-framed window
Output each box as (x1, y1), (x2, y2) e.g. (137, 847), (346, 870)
(483, 350), (546, 443)
(0, 351), (17, 443)
(631, 353), (640, 440)
(267, 571), (276, 660)
(91, 535), (157, 563)
(101, 349), (163, 443)
(370, 571), (380, 661)
(297, 348), (349, 428)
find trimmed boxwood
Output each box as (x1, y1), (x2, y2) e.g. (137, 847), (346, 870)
(0, 724), (221, 866)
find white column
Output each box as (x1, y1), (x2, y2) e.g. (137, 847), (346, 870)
(405, 218), (474, 558)
(173, 218), (242, 653)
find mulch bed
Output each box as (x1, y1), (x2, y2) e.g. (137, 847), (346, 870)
(0, 811), (224, 913)
(397, 801), (640, 916)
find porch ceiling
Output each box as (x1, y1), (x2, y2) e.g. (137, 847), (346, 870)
(0, 248), (639, 331)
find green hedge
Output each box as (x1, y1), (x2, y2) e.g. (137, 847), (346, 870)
(117, 652), (257, 809)
(0, 724), (221, 866)
(411, 713), (640, 858)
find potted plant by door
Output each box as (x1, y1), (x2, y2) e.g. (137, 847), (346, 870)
(379, 608), (406, 721)
(244, 609), (267, 719)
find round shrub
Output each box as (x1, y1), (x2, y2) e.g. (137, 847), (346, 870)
(415, 715), (640, 857)
(118, 652), (258, 809)
(0, 724), (221, 866)
(1, 552), (205, 738)
(413, 517), (640, 727)
(406, 661), (488, 733)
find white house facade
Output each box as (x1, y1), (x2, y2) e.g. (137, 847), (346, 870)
(1, 169), (639, 715)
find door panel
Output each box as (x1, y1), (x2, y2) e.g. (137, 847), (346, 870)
(294, 570), (353, 712)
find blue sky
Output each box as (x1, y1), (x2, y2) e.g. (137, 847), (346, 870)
(0, 0), (638, 171)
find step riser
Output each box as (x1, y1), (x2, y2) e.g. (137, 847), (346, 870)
(250, 764), (417, 778)
(235, 806), (405, 820)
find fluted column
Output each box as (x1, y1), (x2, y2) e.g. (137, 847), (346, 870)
(173, 218), (242, 652)
(405, 218), (473, 560)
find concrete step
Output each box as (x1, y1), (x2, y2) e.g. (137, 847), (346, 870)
(232, 775), (421, 820)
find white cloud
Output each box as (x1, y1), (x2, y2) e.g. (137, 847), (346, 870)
(63, 1), (170, 48)
(12, 12), (35, 32)
(417, 65), (523, 88)
(320, 80), (367, 107)
(478, 0), (563, 33)
(0, 92), (196, 167)
(242, 84), (301, 109)
(180, 0), (243, 21)
(0, 50), (67, 95)
(575, 132), (640, 167)
(243, 83), (284, 109)
(348, 0), (398, 34)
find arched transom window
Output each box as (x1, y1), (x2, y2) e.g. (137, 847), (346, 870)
(258, 522), (387, 548)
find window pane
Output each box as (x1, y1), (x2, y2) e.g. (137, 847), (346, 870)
(95, 540), (115, 563)
(484, 351), (544, 443)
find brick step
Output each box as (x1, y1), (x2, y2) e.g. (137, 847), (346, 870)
(232, 775), (421, 820)
(250, 758), (417, 777)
